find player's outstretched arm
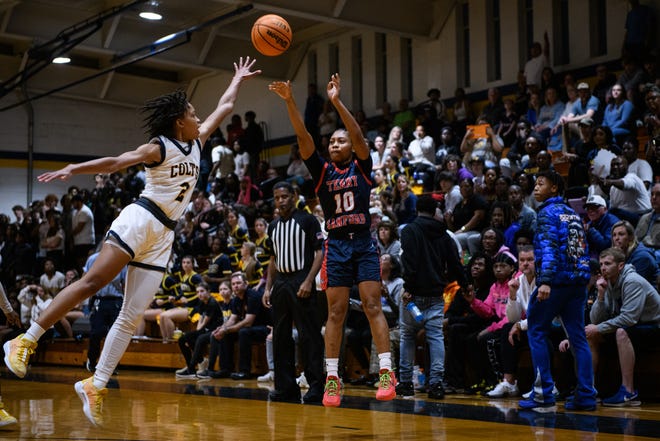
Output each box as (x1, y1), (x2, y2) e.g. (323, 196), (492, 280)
(326, 73), (369, 160)
(37, 142), (162, 183)
(269, 80), (315, 160)
(199, 56), (261, 145)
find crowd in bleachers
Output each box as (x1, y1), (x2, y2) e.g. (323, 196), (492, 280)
(1, 45), (659, 403)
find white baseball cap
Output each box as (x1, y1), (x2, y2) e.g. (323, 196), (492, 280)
(584, 195), (607, 208)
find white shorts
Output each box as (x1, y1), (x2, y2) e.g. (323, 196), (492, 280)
(106, 203), (174, 271)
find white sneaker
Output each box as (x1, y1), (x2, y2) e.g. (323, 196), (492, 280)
(197, 357), (209, 373)
(522, 385), (560, 399)
(486, 380), (520, 398)
(296, 372), (309, 389)
(257, 370), (275, 382)
(175, 366), (189, 375)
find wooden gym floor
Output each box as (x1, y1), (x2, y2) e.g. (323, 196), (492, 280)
(0, 365), (658, 441)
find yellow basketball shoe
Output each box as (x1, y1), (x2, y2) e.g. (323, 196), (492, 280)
(74, 377), (108, 426)
(3, 333), (37, 378)
(0, 401), (17, 427)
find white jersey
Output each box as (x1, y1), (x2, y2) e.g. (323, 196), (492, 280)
(141, 136), (201, 221)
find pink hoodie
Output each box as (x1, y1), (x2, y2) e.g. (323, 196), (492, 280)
(470, 277), (513, 333)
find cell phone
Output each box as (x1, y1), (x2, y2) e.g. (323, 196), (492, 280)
(466, 124), (490, 139)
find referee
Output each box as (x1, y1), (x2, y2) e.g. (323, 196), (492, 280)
(263, 181), (324, 403)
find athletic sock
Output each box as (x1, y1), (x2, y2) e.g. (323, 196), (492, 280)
(378, 352), (392, 371)
(24, 323), (46, 343)
(326, 358), (339, 378)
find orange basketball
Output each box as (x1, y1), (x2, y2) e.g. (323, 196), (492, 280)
(251, 14), (292, 56)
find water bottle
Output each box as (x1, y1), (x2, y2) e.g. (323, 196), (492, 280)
(406, 302), (423, 322)
(461, 249), (471, 266)
(412, 365), (421, 388)
(418, 368), (426, 387)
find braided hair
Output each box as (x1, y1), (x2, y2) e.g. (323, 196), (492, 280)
(140, 89), (189, 139)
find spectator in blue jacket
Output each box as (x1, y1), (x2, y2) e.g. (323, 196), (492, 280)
(584, 195), (620, 257)
(603, 84), (634, 145)
(519, 170), (597, 411)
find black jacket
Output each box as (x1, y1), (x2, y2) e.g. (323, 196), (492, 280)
(400, 215), (467, 297)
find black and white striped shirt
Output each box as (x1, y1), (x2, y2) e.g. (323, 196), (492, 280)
(268, 210), (323, 274)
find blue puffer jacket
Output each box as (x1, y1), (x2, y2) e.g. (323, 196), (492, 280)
(535, 196), (591, 286)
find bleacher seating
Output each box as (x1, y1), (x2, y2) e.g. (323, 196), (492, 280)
(34, 337), (268, 374)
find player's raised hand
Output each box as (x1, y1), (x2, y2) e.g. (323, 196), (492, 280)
(268, 81), (293, 100)
(38, 164), (75, 182)
(233, 56), (261, 80)
(327, 73), (341, 101)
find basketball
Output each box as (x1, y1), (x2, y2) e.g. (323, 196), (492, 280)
(251, 14), (292, 56)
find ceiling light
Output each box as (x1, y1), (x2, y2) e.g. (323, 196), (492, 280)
(139, 1), (162, 21)
(52, 56), (71, 64)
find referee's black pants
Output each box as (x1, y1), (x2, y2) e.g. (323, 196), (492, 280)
(271, 271), (324, 398)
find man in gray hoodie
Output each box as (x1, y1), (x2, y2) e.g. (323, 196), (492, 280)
(587, 247), (660, 406)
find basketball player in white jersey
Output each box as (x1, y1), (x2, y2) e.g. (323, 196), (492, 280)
(4, 57), (260, 427)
